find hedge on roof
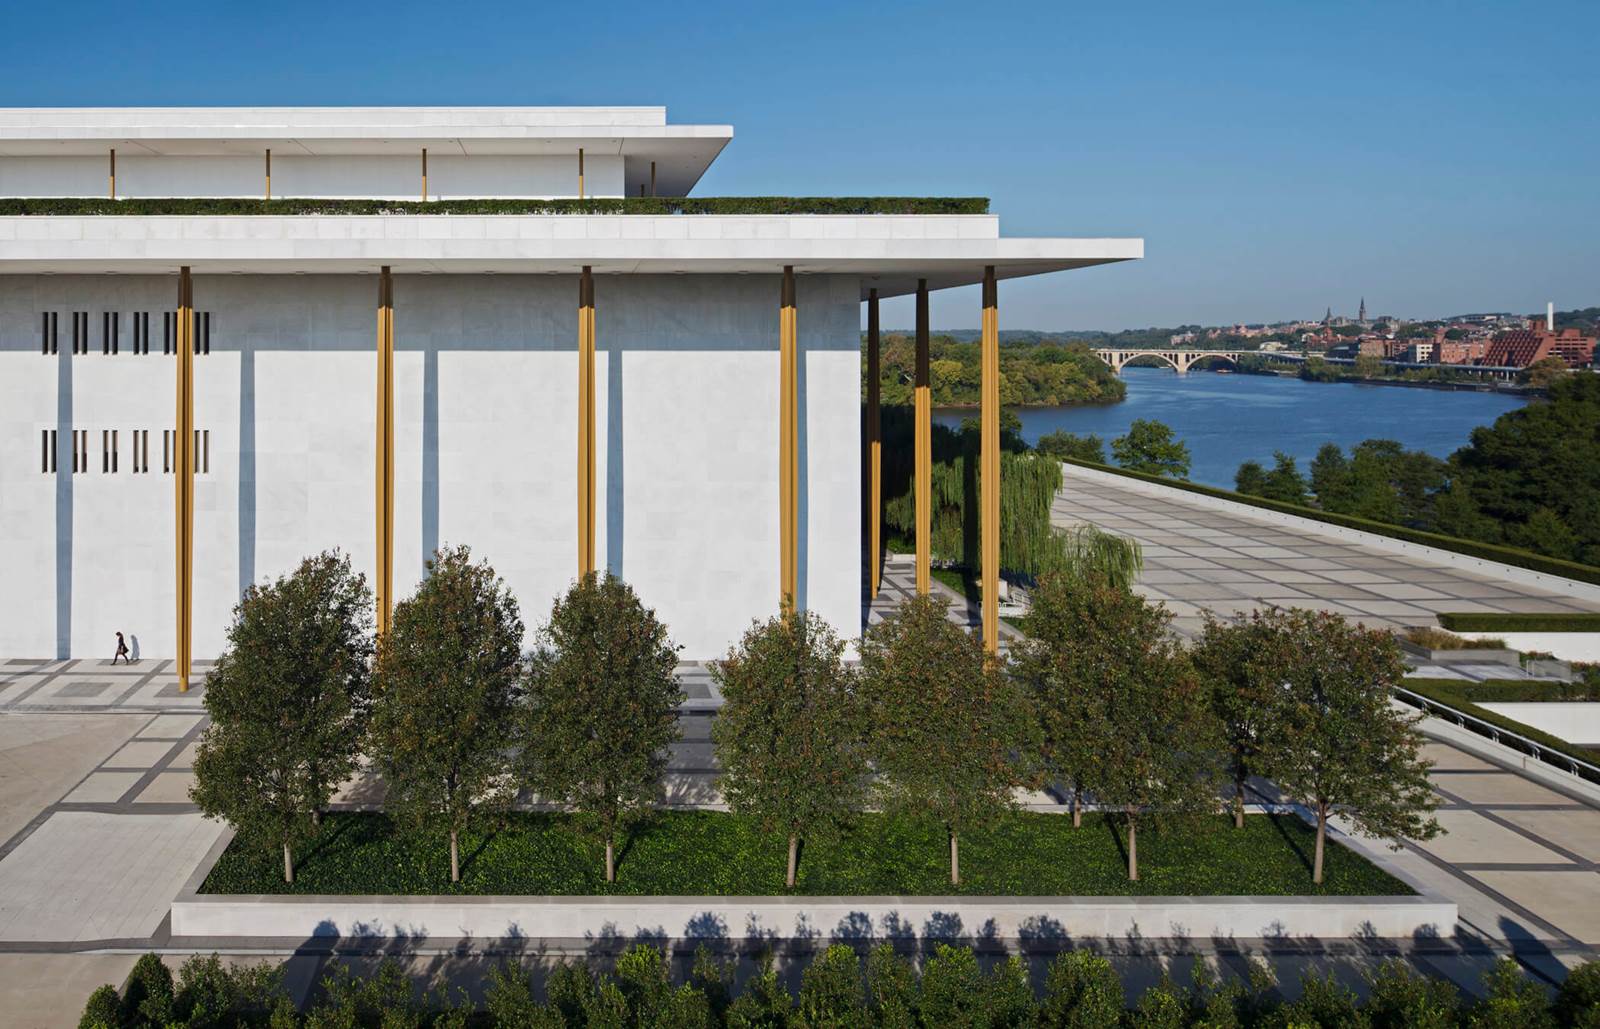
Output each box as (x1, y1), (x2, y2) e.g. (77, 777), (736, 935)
(1436, 611), (1600, 633)
(1059, 457), (1600, 588)
(0, 196), (990, 216)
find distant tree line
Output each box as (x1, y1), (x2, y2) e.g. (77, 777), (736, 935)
(863, 334), (1125, 407)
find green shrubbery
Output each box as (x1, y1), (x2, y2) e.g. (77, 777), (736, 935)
(82, 947), (1600, 1028)
(1437, 612), (1600, 633)
(4, 196), (990, 217)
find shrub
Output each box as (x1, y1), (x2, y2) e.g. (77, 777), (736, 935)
(77, 985), (118, 1029)
(1127, 976), (1187, 1029)
(1282, 970), (1364, 1027)
(119, 953), (174, 1027)
(1035, 430), (1106, 463)
(611, 944), (712, 1028)
(1555, 959), (1600, 1028)
(725, 953), (793, 1026)
(866, 945), (919, 1029)
(916, 944), (987, 1027)
(1402, 626), (1507, 651)
(1467, 958), (1554, 1028)
(796, 944), (865, 1026)
(1365, 959), (1459, 1028)
(1040, 950), (1123, 1026)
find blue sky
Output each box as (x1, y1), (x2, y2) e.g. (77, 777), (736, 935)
(3, 0), (1595, 331)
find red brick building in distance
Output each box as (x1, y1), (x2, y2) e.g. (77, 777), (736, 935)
(1483, 318), (1597, 368)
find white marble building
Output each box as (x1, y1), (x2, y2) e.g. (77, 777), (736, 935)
(0, 106), (1140, 667)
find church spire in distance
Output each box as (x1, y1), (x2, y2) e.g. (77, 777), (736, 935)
(1359, 297), (1367, 322)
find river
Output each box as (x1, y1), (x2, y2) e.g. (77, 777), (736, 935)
(935, 367), (1529, 489)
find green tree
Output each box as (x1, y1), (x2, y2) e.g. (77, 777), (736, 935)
(859, 593), (1037, 884)
(1058, 523), (1144, 592)
(523, 573), (683, 883)
(369, 545), (523, 883)
(1034, 430), (1106, 463)
(191, 551), (373, 883)
(1234, 460), (1267, 497)
(1521, 355), (1569, 388)
(1445, 373), (1600, 564)
(1512, 506), (1580, 560)
(711, 610), (868, 888)
(1192, 612), (1281, 829)
(1112, 419), (1191, 478)
(1261, 451), (1311, 505)
(1039, 950), (1123, 1026)
(1353, 353), (1386, 379)
(1257, 608), (1442, 884)
(1067, 582), (1219, 880)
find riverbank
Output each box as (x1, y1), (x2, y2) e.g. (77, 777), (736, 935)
(1253, 367), (1535, 397)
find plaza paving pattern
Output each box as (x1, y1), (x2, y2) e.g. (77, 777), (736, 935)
(1052, 464), (1598, 639)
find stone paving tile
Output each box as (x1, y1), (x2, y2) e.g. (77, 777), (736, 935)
(61, 771), (142, 805)
(1494, 809), (1600, 863)
(105, 740), (179, 769)
(1422, 743), (1499, 771)
(139, 714), (204, 739)
(0, 811), (224, 942)
(1437, 772), (1577, 807)
(133, 770), (197, 805)
(1468, 870), (1600, 945)
(1422, 809), (1576, 865)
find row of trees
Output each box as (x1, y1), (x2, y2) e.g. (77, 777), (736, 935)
(87, 945), (1600, 1028)
(1033, 419), (1192, 479)
(196, 536), (1439, 889)
(863, 334), (1126, 407)
(194, 548), (682, 884)
(1230, 373), (1600, 563)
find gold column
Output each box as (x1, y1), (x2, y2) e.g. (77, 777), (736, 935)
(914, 278), (931, 595)
(980, 265), (1000, 653)
(174, 268), (194, 690)
(264, 149), (271, 201)
(420, 148), (428, 201)
(108, 148), (116, 200)
(577, 267), (596, 576)
(375, 267), (395, 636)
(779, 267), (799, 611)
(649, 161), (656, 197)
(578, 148), (585, 199)
(866, 288), (882, 598)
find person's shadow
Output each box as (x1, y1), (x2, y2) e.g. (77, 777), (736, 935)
(129, 635), (141, 663)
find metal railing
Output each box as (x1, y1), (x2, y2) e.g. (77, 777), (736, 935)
(1395, 686), (1600, 783)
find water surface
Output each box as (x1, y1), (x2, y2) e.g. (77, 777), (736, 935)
(936, 367), (1528, 489)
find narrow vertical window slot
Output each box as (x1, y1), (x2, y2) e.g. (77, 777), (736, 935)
(41, 430), (48, 473)
(102, 312), (110, 355)
(163, 430), (171, 474)
(163, 312), (172, 355)
(112, 430), (119, 473)
(203, 429), (210, 473)
(112, 312), (120, 355)
(41, 313), (49, 355)
(142, 429), (149, 473)
(102, 430), (108, 473)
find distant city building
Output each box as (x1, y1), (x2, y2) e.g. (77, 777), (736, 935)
(1483, 318), (1597, 368)
(1403, 341), (1435, 363)
(1358, 297), (1366, 323)
(1434, 339), (1487, 365)
(1170, 330), (1198, 345)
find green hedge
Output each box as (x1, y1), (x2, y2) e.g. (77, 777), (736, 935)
(201, 810), (1405, 898)
(1411, 678), (1600, 703)
(1400, 679), (1600, 782)
(1061, 457), (1600, 587)
(0, 196), (990, 216)
(87, 947), (1599, 1028)
(1438, 611), (1600, 633)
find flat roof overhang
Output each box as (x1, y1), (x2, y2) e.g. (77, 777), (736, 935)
(0, 216), (1141, 297)
(0, 107), (734, 197)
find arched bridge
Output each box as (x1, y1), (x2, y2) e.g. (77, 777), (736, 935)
(1093, 348), (1254, 375)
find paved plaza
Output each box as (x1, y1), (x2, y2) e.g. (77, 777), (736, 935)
(1053, 464), (1599, 638)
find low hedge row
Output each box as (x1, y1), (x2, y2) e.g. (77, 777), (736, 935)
(1413, 678), (1600, 703)
(0, 196), (990, 217)
(1399, 679), (1600, 781)
(84, 946), (1600, 1028)
(1060, 458), (1600, 588)
(1437, 611), (1600, 633)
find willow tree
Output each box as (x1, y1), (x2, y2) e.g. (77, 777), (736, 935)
(1257, 608), (1441, 884)
(859, 593), (1037, 884)
(191, 551), (373, 883)
(369, 546), (523, 883)
(522, 573), (682, 883)
(711, 610), (867, 887)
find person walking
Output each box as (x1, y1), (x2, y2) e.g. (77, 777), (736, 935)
(112, 631), (130, 666)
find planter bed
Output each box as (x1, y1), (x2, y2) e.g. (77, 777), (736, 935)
(178, 813), (1447, 942)
(198, 811), (1409, 899)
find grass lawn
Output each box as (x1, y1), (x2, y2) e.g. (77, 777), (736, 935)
(201, 811), (1410, 898)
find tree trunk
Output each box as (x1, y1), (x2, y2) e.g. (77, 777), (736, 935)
(1313, 804), (1327, 885)
(605, 837), (616, 883)
(283, 841), (294, 884)
(1127, 814), (1139, 882)
(312, 809), (322, 827)
(786, 834), (799, 888)
(1071, 787), (1081, 829)
(450, 830), (460, 883)
(1234, 773), (1246, 829)
(949, 831), (960, 886)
